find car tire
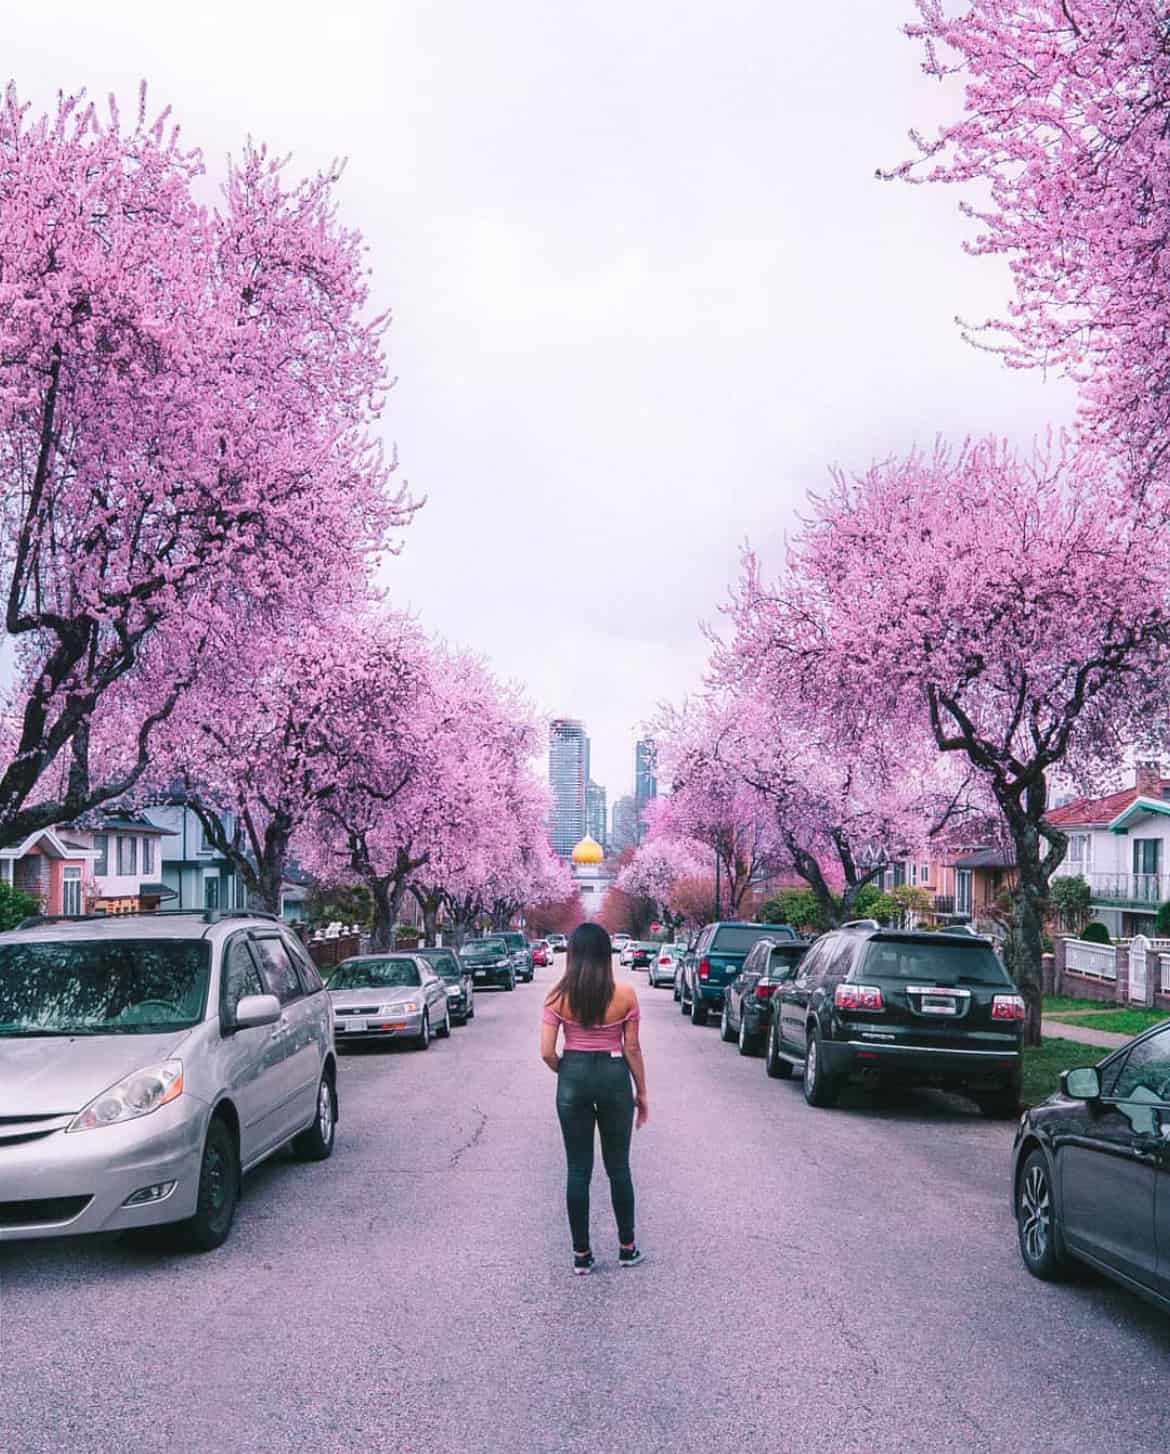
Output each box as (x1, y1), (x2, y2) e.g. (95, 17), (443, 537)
(691, 997), (709, 1027)
(765, 1021), (794, 1079)
(414, 1011), (431, 1050)
(467, 998), (475, 1020)
(436, 1006), (452, 1038)
(720, 1002), (736, 1042)
(1016, 1150), (1071, 1281)
(505, 973), (516, 992)
(802, 1024), (840, 1107)
(173, 1116), (239, 1252)
(673, 980), (681, 1002)
(680, 991), (691, 1016)
(738, 1014), (760, 1057)
(294, 1072), (337, 1161)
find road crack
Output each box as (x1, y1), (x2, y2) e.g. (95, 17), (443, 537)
(449, 1106), (488, 1167)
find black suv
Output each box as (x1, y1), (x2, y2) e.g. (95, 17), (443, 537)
(460, 936), (515, 990)
(680, 921), (796, 1025)
(720, 936), (811, 1055)
(416, 947), (475, 1024)
(766, 923), (1024, 1116)
(498, 930), (533, 982)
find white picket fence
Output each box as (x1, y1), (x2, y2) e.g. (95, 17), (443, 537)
(1064, 938), (1117, 981)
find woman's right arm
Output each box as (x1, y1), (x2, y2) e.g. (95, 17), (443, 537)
(623, 1006), (648, 1129)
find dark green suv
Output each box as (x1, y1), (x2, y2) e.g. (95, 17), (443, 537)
(680, 921), (796, 1025)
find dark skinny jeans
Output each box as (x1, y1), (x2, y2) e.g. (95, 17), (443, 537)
(555, 1049), (636, 1251)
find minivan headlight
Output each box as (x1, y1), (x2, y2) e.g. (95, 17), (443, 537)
(68, 1060), (184, 1133)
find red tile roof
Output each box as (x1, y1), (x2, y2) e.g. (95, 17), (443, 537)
(1046, 785), (1151, 828)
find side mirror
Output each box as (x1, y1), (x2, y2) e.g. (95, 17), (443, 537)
(233, 993), (281, 1030)
(1062, 1066), (1102, 1101)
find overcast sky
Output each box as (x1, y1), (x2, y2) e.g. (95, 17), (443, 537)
(6, 1), (1074, 803)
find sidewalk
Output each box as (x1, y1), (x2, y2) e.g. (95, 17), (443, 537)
(1042, 1017), (1130, 1051)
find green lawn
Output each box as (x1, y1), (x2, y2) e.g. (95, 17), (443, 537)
(1023, 1037), (1104, 1107)
(1042, 993), (1168, 1038)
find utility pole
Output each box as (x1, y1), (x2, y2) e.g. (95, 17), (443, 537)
(714, 847), (722, 919)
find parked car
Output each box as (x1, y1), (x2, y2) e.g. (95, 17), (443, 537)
(649, 943), (683, 988)
(1012, 1021), (1170, 1309)
(329, 953), (451, 1048)
(612, 933), (631, 951)
(720, 937), (811, 1055)
(498, 930), (534, 982)
(766, 924), (1024, 1115)
(415, 947), (475, 1025)
(531, 940), (552, 968)
(0, 910), (338, 1251)
(680, 921), (796, 1025)
(460, 936), (516, 990)
(547, 934), (568, 954)
(628, 942), (656, 970)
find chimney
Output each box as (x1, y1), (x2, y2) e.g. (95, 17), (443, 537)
(1135, 759), (1162, 796)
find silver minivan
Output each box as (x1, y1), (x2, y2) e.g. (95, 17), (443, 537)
(0, 911), (338, 1250)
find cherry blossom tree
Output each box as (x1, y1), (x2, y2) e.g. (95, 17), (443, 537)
(735, 436), (1170, 1038)
(615, 836), (708, 934)
(0, 86), (413, 847)
(893, 2), (1170, 464)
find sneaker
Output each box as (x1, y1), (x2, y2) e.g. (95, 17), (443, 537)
(618, 1246), (643, 1268)
(573, 1251), (595, 1276)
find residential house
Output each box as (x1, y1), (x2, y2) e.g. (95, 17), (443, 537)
(0, 828), (98, 916)
(143, 805), (246, 913)
(70, 813), (178, 915)
(1048, 762), (1170, 938)
(881, 848), (1015, 925)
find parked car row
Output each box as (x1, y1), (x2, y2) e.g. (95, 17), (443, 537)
(669, 915), (1170, 1318)
(0, 912), (550, 1255)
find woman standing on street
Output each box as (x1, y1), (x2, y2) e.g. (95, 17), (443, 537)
(540, 921), (648, 1275)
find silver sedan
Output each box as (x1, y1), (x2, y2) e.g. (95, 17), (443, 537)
(327, 954), (451, 1049)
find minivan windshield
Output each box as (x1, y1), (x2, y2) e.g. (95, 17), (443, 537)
(0, 939), (211, 1036)
(711, 925), (776, 954)
(327, 958), (421, 990)
(860, 937), (1010, 987)
(463, 939), (507, 958)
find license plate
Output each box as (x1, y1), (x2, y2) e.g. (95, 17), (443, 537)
(345, 1017), (368, 1032)
(920, 996), (956, 1015)
(475, 970), (487, 978)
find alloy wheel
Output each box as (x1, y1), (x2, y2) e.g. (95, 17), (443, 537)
(316, 1079), (334, 1146)
(1020, 1164), (1050, 1265)
(804, 1037), (817, 1090)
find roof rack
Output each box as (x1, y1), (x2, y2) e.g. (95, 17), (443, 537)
(201, 909), (282, 925)
(841, 918), (881, 931)
(12, 907), (283, 931)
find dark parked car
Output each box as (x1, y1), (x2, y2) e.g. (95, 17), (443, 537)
(628, 941), (656, 970)
(1012, 1021), (1170, 1311)
(548, 934), (568, 955)
(766, 924), (1024, 1115)
(416, 947), (475, 1025)
(720, 937), (811, 1055)
(498, 931), (533, 982)
(680, 921), (796, 1025)
(460, 936), (516, 991)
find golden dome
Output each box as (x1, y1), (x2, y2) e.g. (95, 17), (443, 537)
(571, 835), (605, 866)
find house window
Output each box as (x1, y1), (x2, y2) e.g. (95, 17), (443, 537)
(920, 863), (930, 885)
(141, 836), (155, 875)
(93, 834), (108, 876)
(116, 836), (137, 875)
(956, 870), (973, 917)
(1133, 839), (1161, 878)
(62, 867), (82, 917)
(200, 819), (218, 854)
(1067, 834), (1090, 873)
(909, 863), (918, 885)
(204, 876), (220, 911)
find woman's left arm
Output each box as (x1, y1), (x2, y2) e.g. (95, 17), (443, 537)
(540, 1017), (561, 1073)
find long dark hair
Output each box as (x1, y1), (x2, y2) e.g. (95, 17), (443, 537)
(547, 922), (614, 1027)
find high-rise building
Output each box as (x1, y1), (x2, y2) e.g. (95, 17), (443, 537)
(586, 781), (608, 852)
(611, 794), (638, 855)
(549, 719), (589, 857)
(634, 738), (658, 840)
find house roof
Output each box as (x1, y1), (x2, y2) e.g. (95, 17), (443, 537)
(1107, 796), (1170, 834)
(0, 828), (99, 862)
(96, 813), (176, 835)
(138, 882), (178, 900)
(1046, 782), (1170, 829)
(951, 847), (1015, 870)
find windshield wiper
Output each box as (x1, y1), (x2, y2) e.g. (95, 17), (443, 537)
(0, 1026), (108, 1037)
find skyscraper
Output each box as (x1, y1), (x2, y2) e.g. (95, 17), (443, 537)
(634, 737), (658, 840)
(586, 781), (608, 852)
(611, 794), (637, 855)
(549, 719), (589, 856)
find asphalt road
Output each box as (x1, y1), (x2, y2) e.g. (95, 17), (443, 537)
(4, 960), (1170, 1454)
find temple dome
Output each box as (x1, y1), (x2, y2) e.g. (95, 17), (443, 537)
(571, 835), (605, 866)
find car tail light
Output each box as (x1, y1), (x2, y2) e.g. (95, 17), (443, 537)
(659, 956), (671, 965)
(992, 994), (1026, 1020)
(835, 983), (883, 1011)
(698, 958), (710, 980)
(755, 980), (778, 1001)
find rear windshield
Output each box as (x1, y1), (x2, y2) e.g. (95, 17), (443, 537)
(769, 944), (808, 970)
(500, 933), (525, 948)
(711, 926), (772, 954)
(859, 938), (1010, 987)
(328, 958), (421, 990)
(0, 939), (211, 1036)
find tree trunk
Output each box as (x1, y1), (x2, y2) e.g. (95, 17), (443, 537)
(1009, 825), (1048, 1048)
(248, 815), (292, 916)
(369, 877), (407, 953)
